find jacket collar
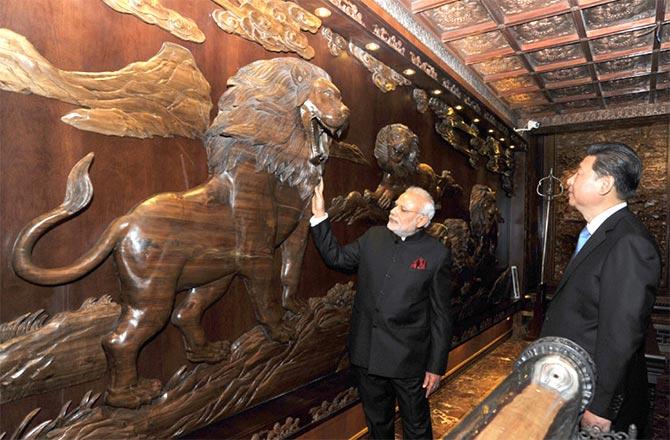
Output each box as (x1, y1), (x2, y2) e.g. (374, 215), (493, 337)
(554, 207), (631, 294)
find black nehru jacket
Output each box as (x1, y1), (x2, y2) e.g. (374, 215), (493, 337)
(311, 219), (454, 378)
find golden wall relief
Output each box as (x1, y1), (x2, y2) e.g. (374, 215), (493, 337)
(210, 0), (321, 59)
(100, 0), (206, 42)
(348, 42), (411, 93)
(0, 29), (212, 138)
(321, 26), (347, 57)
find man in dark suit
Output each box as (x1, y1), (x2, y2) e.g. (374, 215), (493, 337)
(310, 180), (453, 439)
(541, 143), (660, 436)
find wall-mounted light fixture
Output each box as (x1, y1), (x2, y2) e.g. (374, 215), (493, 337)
(314, 7), (331, 17)
(402, 68), (415, 76)
(365, 42), (380, 51)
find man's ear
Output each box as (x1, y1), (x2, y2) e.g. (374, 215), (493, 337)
(598, 175), (615, 195)
(416, 215), (429, 229)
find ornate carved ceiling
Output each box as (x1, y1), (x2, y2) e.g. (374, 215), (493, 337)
(409, 0), (669, 121)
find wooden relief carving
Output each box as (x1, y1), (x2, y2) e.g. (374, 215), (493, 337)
(321, 26), (347, 57)
(1, 297), (120, 404)
(429, 185), (508, 321)
(11, 58), (349, 409)
(4, 283), (356, 438)
(251, 417), (301, 440)
(309, 387), (358, 421)
(330, 140), (370, 166)
(101, 0), (206, 42)
(348, 42), (411, 93)
(412, 88), (428, 113)
(0, 29), (212, 138)
(210, 0), (321, 59)
(329, 124), (461, 225)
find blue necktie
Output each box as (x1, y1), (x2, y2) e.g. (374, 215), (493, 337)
(575, 226), (591, 255)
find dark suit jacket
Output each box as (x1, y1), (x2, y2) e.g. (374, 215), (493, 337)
(541, 207), (660, 421)
(311, 219), (453, 378)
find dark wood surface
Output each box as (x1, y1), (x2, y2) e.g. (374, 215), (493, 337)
(0, 0), (522, 434)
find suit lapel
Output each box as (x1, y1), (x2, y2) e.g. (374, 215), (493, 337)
(554, 208), (630, 296)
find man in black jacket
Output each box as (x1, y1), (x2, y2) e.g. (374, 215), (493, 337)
(310, 180), (453, 439)
(541, 143), (660, 436)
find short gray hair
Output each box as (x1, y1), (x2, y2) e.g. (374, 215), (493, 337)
(405, 186), (435, 221)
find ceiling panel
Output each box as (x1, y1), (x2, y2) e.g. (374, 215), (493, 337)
(407, 0), (669, 118)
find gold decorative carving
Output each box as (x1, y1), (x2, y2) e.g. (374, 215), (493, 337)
(590, 28), (655, 55)
(1, 284), (357, 438)
(373, 25), (405, 56)
(506, 92), (546, 104)
(101, 0), (205, 42)
(449, 30), (509, 57)
(321, 26), (347, 57)
(0, 296), (120, 404)
(497, 0), (562, 16)
(472, 56), (525, 76)
(327, 0), (364, 26)
(210, 0), (321, 60)
(512, 13), (575, 45)
(539, 66), (590, 83)
(421, 0), (491, 32)
(251, 417), (301, 440)
(348, 42), (411, 93)
(413, 88), (429, 113)
(584, 0), (654, 30)
(529, 43), (582, 65)
(490, 76), (537, 93)
(309, 387), (358, 421)
(0, 29), (212, 138)
(409, 51), (438, 79)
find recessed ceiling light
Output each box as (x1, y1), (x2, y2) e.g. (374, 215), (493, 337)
(473, 118), (480, 123)
(488, 129), (494, 133)
(510, 145), (516, 149)
(314, 7), (331, 17)
(432, 89), (442, 95)
(499, 137), (505, 142)
(403, 68), (416, 76)
(455, 105), (463, 110)
(365, 42), (380, 51)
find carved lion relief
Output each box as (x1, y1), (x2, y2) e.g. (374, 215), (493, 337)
(11, 58), (349, 409)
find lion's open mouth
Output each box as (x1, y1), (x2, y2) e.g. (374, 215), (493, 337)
(309, 116), (343, 166)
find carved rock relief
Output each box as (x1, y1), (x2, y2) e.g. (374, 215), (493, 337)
(0, 296), (120, 404)
(101, 0), (206, 42)
(2, 283), (356, 439)
(0, 29), (212, 138)
(210, 0), (321, 59)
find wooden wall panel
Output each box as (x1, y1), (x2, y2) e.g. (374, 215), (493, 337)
(0, 0), (524, 434)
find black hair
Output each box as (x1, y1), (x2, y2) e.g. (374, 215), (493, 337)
(586, 143), (642, 200)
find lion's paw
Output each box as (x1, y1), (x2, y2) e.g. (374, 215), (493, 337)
(266, 321), (296, 343)
(186, 340), (231, 364)
(104, 377), (162, 409)
(283, 297), (308, 315)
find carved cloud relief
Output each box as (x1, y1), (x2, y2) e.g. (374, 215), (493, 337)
(101, 0), (206, 42)
(210, 0), (321, 59)
(0, 29), (212, 138)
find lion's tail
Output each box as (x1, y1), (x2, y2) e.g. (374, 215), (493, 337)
(12, 153), (126, 285)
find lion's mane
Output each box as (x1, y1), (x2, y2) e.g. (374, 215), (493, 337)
(204, 58), (332, 199)
(469, 184), (500, 238)
(373, 123), (419, 177)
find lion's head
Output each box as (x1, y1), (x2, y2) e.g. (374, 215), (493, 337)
(374, 123), (419, 178)
(469, 184), (502, 239)
(204, 58), (349, 199)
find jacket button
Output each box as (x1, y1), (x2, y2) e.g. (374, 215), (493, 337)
(385, 273), (391, 278)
